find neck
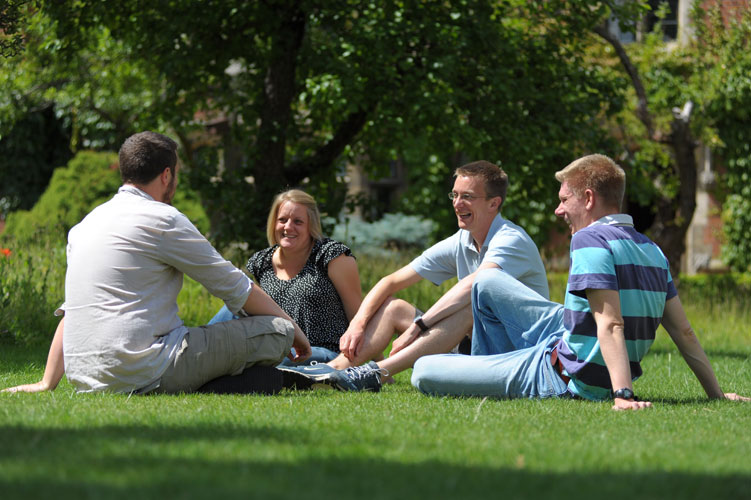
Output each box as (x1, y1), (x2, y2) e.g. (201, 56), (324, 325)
(127, 182), (163, 203)
(277, 239), (314, 264)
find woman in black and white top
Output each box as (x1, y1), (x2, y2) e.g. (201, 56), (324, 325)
(209, 189), (362, 365)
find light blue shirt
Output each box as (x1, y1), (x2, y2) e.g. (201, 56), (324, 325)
(410, 214), (549, 299)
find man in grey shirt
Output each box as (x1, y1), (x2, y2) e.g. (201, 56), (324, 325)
(3, 131), (311, 395)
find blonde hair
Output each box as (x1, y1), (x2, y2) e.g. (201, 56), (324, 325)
(266, 189), (323, 246)
(555, 154), (625, 210)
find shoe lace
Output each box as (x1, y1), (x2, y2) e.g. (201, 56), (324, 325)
(344, 363), (389, 381)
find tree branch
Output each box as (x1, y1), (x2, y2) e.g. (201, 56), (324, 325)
(593, 23), (655, 139)
(286, 104), (374, 182)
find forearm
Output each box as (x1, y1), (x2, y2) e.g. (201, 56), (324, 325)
(598, 322), (633, 392)
(41, 318), (66, 390)
(419, 274), (473, 327)
(350, 269), (418, 330)
(662, 297), (724, 398)
(242, 285), (303, 334)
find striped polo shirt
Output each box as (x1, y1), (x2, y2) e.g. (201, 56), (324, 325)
(557, 214), (677, 400)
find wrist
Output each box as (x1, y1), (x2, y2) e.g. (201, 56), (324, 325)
(612, 387), (635, 400)
(414, 316), (430, 333)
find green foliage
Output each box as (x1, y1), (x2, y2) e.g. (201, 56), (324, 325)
(8, 0), (627, 250)
(0, 0), (29, 58)
(3, 150), (209, 244)
(0, 232), (65, 344)
(691, 7), (751, 271)
(331, 213), (437, 257)
(0, 104), (73, 218)
(3, 151), (121, 243)
(722, 189), (751, 273)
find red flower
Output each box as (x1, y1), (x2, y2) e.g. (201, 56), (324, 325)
(1, 248), (11, 258)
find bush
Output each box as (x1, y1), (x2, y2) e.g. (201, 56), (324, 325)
(0, 232), (66, 344)
(722, 187), (751, 273)
(3, 150), (210, 244)
(331, 213), (437, 258)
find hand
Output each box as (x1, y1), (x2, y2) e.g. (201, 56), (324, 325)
(339, 326), (366, 362)
(389, 324), (421, 356)
(612, 398), (653, 411)
(289, 329), (312, 363)
(2, 381), (52, 394)
(724, 393), (751, 402)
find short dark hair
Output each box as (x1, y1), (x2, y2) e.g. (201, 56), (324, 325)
(555, 154), (625, 210)
(455, 160), (509, 210)
(119, 131), (178, 185)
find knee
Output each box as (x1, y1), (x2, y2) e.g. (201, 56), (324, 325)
(411, 356), (439, 394)
(473, 268), (514, 305)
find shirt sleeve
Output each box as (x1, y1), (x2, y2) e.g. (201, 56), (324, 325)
(315, 239), (354, 270)
(567, 230), (618, 298)
(409, 233), (459, 285)
(158, 212), (253, 314)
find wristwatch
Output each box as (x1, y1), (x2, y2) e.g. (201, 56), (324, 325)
(612, 388), (635, 400)
(414, 316), (430, 332)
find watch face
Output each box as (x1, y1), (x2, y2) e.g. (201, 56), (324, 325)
(613, 388), (634, 400)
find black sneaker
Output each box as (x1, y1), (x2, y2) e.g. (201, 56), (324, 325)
(329, 361), (387, 392)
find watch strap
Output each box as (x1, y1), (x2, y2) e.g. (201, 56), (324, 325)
(414, 316), (430, 332)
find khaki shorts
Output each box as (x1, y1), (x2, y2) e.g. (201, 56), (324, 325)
(156, 315), (294, 394)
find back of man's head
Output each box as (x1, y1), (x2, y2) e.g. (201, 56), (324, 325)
(555, 154), (625, 210)
(119, 131), (178, 185)
(455, 160), (508, 210)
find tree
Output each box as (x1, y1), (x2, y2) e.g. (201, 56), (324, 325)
(0, 0), (29, 58)
(26, 0), (624, 249)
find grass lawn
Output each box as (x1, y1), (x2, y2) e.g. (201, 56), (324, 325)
(2, 333), (750, 500)
(2, 249), (751, 499)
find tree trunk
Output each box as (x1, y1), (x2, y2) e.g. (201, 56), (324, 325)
(649, 103), (698, 279)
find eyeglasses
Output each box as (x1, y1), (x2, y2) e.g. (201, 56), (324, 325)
(448, 192), (489, 202)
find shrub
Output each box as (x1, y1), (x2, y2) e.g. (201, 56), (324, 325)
(331, 213), (437, 258)
(3, 150), (210, 244)
(0, 232), (66, 344)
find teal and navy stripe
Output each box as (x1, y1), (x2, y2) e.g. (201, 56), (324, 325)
(558, 223), (676, 400)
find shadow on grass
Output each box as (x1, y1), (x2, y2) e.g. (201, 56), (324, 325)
(0, 423), (749, 500)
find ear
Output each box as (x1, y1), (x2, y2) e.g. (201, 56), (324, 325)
(160, 167), (172, 186)
(584, 189), (596, 211)
(490, 196), (502, 211)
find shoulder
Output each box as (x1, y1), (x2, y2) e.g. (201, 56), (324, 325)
(486, 216), (536, 250)
(247, 246), (276, 273)
(312, 238), (354, 267)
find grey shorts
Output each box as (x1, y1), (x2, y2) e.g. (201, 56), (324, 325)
(155, 315), (294, 394)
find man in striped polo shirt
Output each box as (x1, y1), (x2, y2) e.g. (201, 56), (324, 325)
(412, 154), (748, 410)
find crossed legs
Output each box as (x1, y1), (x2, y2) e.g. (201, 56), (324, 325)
(328, 297), (472, 377)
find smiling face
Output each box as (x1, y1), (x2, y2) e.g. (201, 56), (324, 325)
(554, 181), (589, 235)
(275, 201), (311, 251)
(451, 175), (499, 243)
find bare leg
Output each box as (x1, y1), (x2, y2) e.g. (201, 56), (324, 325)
(377, 304), (473, 376)
(329, 297), (417, 370)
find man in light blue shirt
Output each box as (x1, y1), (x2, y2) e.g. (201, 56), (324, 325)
(280, 160), (548, 391)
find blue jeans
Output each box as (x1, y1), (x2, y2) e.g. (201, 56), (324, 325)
(208, 305), (338, 367)
(411, 268), (569, 399)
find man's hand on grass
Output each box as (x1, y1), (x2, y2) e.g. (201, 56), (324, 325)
(724, 393), (751, 402)
(612, 398), (653, 411)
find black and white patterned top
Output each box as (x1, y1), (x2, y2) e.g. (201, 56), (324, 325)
(247, 238), (354, 353)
